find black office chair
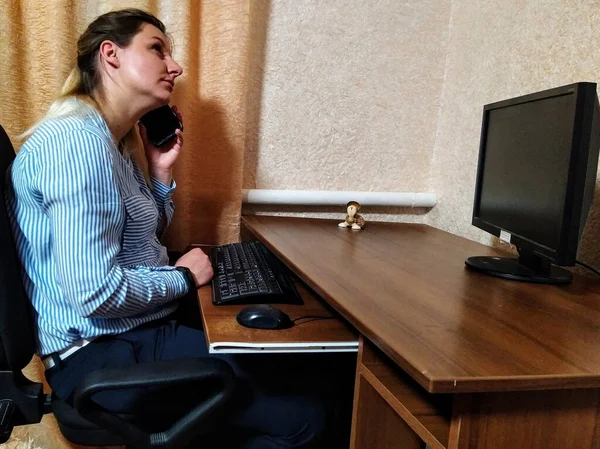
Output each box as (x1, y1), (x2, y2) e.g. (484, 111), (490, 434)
(0, 124), (236, 448)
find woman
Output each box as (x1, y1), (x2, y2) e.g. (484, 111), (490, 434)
(6, 8), (324, 448)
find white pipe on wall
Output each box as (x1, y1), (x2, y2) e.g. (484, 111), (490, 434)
(242, 189), (437, 207)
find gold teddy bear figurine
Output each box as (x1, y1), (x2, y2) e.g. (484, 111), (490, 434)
(338, 201), (365, 230)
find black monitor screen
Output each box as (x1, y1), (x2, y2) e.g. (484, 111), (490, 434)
(478, 93), (576, 250)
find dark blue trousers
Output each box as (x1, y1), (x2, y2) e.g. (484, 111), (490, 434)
(45, 318), (334, 448)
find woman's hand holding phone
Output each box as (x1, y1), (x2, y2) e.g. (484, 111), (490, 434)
(139, 105), (183, 186)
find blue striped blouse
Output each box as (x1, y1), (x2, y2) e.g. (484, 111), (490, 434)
(5, 104), (190, 356)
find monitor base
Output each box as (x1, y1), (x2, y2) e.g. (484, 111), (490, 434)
(465, 256), (572, 284)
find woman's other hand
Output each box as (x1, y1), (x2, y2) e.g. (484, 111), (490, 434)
(175, 248), (214, 287)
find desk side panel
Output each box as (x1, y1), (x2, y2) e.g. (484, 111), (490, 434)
(351, 378), (423, 449)
(351, 337), (451, 449)
(449, 389), (600, 449)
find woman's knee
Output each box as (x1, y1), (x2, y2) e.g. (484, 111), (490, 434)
(232, 391), (327, 448)
(281, 396), (327, 448)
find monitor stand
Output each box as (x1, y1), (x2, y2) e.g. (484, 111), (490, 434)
(465, 250), (572, 284)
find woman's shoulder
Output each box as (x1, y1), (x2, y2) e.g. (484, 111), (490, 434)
(21, 113), (111, 156)
(31, 113), (107, 142)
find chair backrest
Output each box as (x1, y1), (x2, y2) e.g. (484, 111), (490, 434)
(0, 125), (37, 371)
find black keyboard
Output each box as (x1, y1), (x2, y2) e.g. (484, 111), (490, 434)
(210, 241), (303, 306)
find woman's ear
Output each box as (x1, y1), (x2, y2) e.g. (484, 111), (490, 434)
(98, 40), (120, 69)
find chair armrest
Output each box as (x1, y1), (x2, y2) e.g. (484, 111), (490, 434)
(74, 358), (235, 449)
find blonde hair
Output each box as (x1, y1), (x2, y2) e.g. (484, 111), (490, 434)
(19, 8), (167, 152)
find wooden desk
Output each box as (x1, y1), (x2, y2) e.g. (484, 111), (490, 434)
(241, 215), (600, 449)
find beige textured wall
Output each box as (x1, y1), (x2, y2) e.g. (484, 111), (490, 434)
(429, 0), (600, 267)
(247, 0), (600, 269)
(243, 0), (451, 222)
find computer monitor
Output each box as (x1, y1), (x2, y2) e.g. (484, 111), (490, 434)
(466, 82), (600, 284)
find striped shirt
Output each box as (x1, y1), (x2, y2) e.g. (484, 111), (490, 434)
(5, 104), (190, 356)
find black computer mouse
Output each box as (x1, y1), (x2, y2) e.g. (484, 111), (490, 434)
(236, 304), (294, 330)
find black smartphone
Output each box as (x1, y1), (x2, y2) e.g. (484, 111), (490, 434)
(139, 105), (183, 147)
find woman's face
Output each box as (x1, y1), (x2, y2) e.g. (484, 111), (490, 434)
(116, 23), (183, 109)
